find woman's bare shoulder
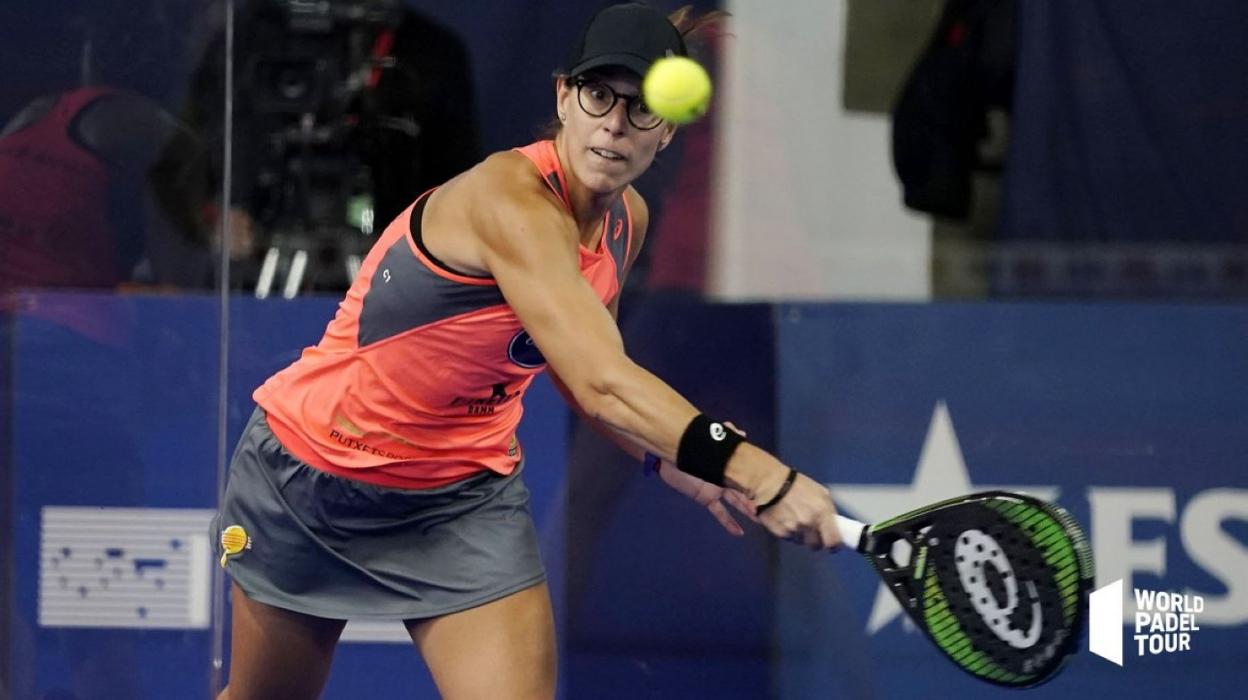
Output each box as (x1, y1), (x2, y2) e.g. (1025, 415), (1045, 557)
(445, 150), (543, 197)
(623, 185), (649, 227)
(438, 150), (564, 222)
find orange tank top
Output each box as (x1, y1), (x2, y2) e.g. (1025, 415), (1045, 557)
(253, 140), (634, 489)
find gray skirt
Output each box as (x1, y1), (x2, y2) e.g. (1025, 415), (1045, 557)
(212, 408), (546, 620)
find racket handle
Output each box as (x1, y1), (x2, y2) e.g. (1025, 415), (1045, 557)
(835, 514), (865, 551)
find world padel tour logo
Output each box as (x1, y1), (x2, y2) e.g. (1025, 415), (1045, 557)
(1090, 579), (1205, 665)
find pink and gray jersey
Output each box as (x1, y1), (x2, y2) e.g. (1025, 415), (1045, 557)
(254, 140), (634, 489)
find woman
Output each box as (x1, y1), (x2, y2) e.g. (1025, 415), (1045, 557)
(214, 4), (844, 698)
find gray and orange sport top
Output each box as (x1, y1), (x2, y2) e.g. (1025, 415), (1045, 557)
(254, 140), (634, 489)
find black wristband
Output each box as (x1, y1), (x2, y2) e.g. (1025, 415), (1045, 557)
(675, 414), (745, 486)
(755, 468), (797, 515)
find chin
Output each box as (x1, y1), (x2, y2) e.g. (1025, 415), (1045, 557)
(579, 164), (633, 194)
(585, 174), (628, 194)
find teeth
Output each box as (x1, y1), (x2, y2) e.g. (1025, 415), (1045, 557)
(592, 148), (623, 161)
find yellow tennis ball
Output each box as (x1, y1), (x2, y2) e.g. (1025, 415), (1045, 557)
(643, 56), (712, 125)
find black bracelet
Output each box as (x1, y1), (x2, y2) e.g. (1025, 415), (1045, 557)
(675, 414), (745, 486)
(755, 468), (798, 515)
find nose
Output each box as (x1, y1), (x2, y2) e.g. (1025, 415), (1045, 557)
(600, 100), (630, 134)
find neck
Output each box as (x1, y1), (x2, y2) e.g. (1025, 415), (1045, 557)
(552, 134), (621, 247)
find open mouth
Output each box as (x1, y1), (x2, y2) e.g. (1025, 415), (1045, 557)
(590, 147), (626, 162)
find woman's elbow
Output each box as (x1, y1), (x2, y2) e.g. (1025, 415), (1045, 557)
(567, 361), (633, 422)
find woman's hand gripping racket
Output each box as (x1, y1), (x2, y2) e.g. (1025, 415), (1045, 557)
(833, 491), (1094, 688)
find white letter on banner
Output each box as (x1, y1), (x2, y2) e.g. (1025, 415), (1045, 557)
(1181, 489), (1248, 625)
(1089, 488), (1174, 620)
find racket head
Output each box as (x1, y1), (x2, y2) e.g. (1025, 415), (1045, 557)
(858, 491), (1094, 688)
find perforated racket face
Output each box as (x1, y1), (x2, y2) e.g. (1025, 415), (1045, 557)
(860, 491), (1094, 687)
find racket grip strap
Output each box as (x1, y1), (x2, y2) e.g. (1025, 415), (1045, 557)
(835, 515), (865, 550)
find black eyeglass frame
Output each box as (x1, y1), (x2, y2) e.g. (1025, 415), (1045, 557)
(573, 77), (664, 131)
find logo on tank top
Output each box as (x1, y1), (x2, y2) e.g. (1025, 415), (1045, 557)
(507, 330), (547, 369)
(450, 382), (523, 416)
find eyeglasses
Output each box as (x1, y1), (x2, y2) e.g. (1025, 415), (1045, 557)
(574, 78), (663, 131)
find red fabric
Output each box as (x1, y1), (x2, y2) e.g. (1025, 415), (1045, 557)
(646, 113), (715, 292)
(0, 87), (122, 290)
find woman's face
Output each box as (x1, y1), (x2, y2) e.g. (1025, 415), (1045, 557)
(555, 68), (675, 195)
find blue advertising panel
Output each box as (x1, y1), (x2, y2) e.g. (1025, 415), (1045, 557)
(5, 292), (568, 699)
(776, 303), (1248, 699)
(563, 297), (777, 699)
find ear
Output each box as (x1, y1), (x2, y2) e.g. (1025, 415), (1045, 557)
(658, 124), (677, 151)
(555, 76), (574, 122)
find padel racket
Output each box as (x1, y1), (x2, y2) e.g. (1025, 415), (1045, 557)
(834, 491), (1094, 688)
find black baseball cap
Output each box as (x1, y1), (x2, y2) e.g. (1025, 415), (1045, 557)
(559, 3), (687, 79)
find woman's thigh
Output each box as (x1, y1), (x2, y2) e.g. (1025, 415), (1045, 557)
(406, 582), (556, 700)
(219, 583), (347, 700)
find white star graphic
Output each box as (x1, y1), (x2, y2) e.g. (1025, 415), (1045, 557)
(829, 401), (1059, 634)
